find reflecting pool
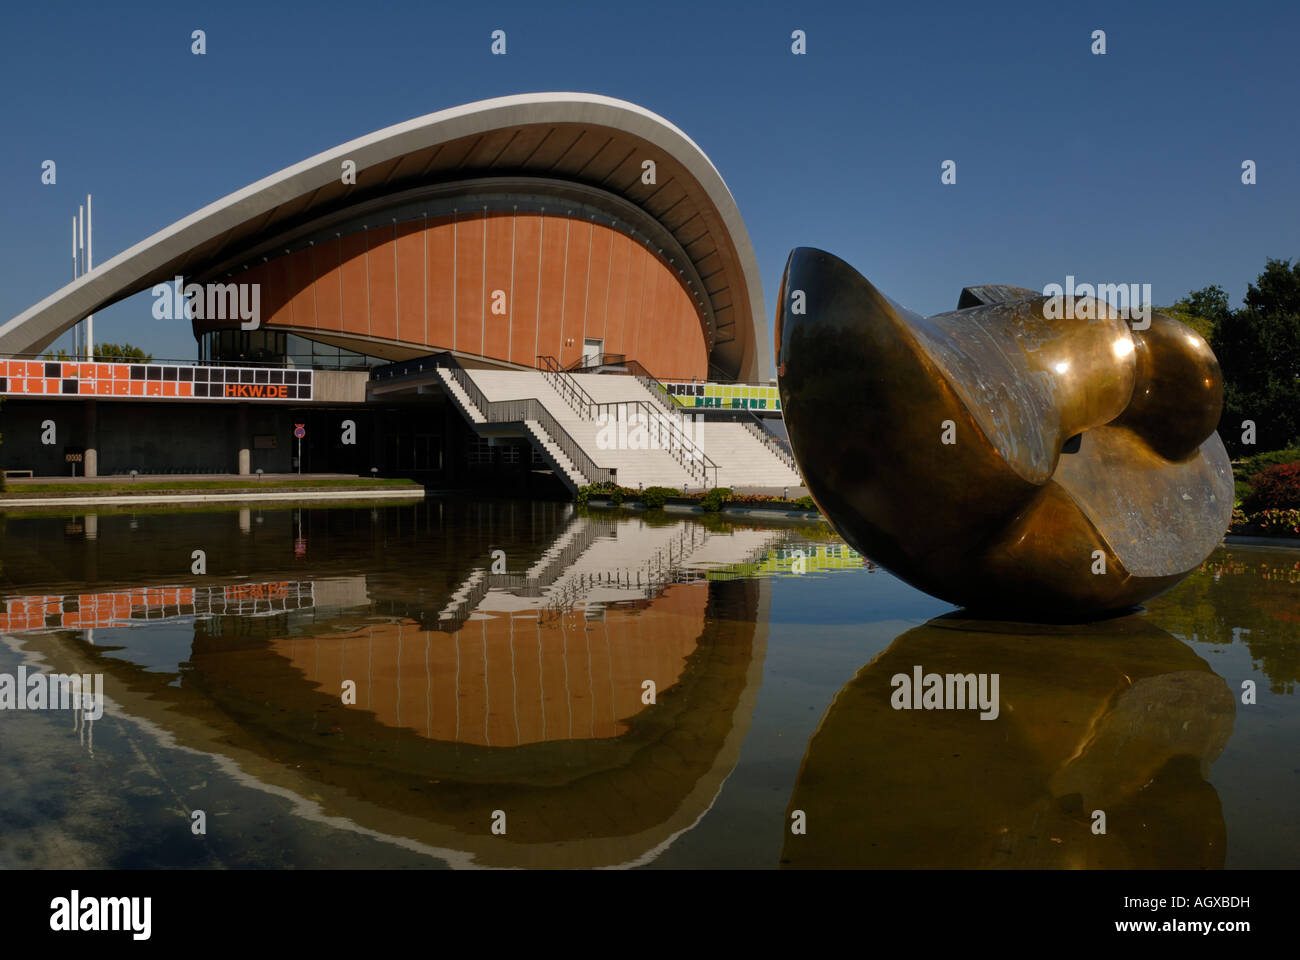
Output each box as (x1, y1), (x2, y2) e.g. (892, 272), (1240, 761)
(0, 500), (1296, 868)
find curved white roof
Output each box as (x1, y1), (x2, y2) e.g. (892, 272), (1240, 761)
(0, 92), (769, 380)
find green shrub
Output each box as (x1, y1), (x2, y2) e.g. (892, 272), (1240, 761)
(576, 482), (617, 505)
(1244, 461), (1300, 511)
(793, 495), (816, 511)
(609, 487), (624, 505)
(700, 486), (731, 512)
(1232, 507), (1300, 536)
(641, 486), (676, 509)
(1237, 447), (1300, 482)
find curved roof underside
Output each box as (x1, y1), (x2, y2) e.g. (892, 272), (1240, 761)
(0, 93), (769, 380)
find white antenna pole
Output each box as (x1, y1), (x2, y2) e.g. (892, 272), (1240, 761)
(86, 193), (94, 360)
(76, 205), (85, 358)
(69, 215), (77, 361)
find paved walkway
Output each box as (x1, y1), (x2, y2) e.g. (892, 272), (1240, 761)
(6, 473), (360, 485)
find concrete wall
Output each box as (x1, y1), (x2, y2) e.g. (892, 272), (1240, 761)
(0, 399), (370, 476)
(314, 370), (369, 403)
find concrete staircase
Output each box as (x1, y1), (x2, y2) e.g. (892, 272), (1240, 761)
(570, 373), (803, 489)
(435, 366), (599, 492)
(692, 421), (803, 489)
(432, 359), (801, 494)
(466, 369), (700, 490)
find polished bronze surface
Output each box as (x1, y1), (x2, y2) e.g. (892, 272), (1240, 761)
(774, 248), (1232, 619)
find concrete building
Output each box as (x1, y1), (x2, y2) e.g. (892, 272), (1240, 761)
(0, 93), (798, 493)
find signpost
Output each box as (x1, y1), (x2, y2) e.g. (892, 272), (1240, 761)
(293, 423), (305, 474)
(65, 447), (84, 477)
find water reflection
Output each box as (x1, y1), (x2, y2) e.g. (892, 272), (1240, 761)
(0, 501), (1295, 868)
(783, 615), (1234, 868)
(1, 503), (812, 867)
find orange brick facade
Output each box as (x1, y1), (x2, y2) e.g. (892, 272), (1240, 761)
(232, 211), (709, 380)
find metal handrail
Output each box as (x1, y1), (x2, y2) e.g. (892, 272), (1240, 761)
(428, 356), (612, 487)
(550, 355), (796, 478)
(536, 355), (718, 488)
(565, 351), (626, 371)
(612, 360), (798, 474)
(741, 419), (799, 473)
(700, 407), (798, 472)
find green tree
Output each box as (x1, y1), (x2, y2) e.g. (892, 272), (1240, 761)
(1160, 285), (1230, 342)
(93, 342), (153, 362)
(1212, 259), (1300, 456)
(42, 343), (154, 362)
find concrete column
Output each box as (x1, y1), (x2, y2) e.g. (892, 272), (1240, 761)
(237, 403), (250, 475)
(370, 408), (383, 478)
(84, 399), (98, 478)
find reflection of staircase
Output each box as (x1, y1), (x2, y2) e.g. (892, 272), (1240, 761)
(510, 515), (619, 595)
(435, 569), (489, 630)
(539, 521), (713, 621)
(429, 515), (790, 630)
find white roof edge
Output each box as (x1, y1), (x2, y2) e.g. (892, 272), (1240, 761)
(1, 92), (768, 379)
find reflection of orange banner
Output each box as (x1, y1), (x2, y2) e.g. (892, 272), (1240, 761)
(273, 582), (709, 747)
(225, 582), (291, 602)
(0, 581), (312, 632)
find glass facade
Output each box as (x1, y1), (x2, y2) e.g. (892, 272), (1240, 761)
(198, 329), (384, 370)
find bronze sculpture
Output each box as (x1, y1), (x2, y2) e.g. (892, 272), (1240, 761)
(774, 248), (1232, 620)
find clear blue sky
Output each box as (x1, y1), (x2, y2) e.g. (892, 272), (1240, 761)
(2, 0), (1296, 362)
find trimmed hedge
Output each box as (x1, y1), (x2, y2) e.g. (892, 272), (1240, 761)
(641, 486), (676, 509)
(700, 487), (732, 512)
(1238, 447), (1300, 482)
(574, 483), (820, 514)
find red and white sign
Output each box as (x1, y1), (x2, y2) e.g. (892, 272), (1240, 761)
(0, 359), (312, 402)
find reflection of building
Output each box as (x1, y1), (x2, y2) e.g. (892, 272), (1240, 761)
(275, 584), (708, 746)
(0, 581), (319, 631)
(1, 507), (790, 867)
(268, 514), (787, 748)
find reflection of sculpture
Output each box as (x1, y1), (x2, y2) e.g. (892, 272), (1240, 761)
(782, 615), (1235, 868)
(775, 249), (1233, 619)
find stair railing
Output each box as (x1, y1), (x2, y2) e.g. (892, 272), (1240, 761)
(536, 356), (718, 488)
(432, 356), (612, 487)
